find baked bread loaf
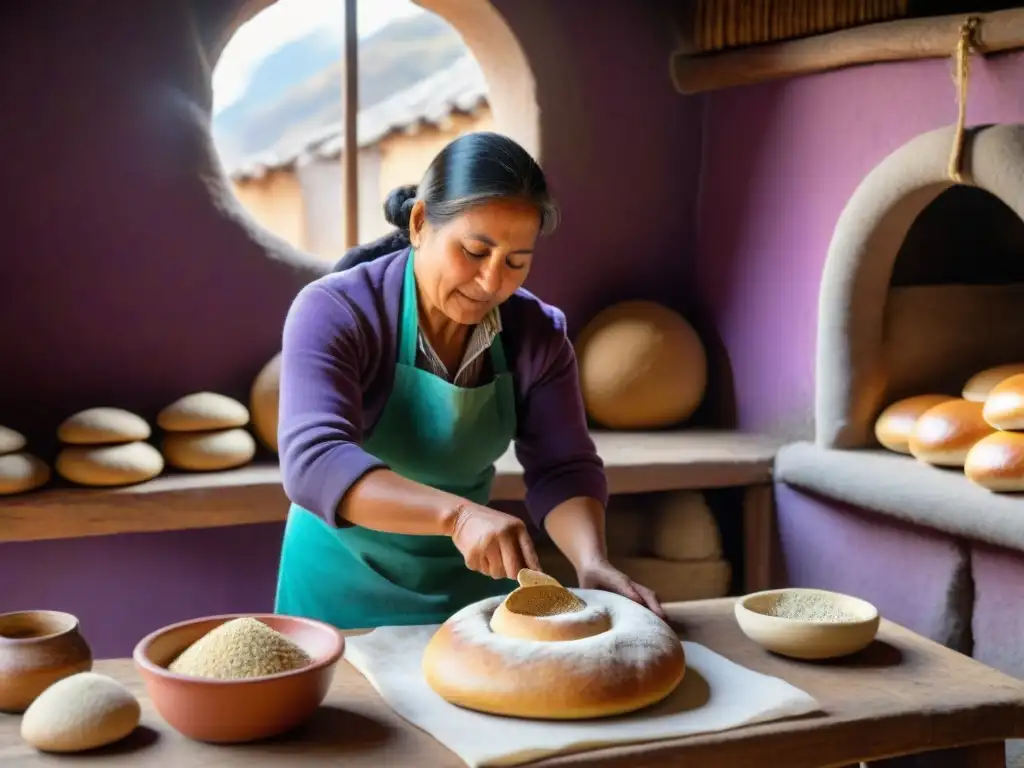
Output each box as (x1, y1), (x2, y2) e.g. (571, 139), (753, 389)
(962, 363), (1024, 402)
(908, 399), (995, 467)
(965, 431), (1024, 492)
(874, 394), (956, 454)
(982, 374), (1024, 431)
(422, 570), (685, 720)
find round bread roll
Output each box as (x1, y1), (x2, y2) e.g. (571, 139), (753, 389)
(965, 432), (1024, 492)
(908, 399), (995, 467)
(422, 570), (685, 720)
(21, 672), (140, 753)
(56, 443), (164, 487)
(157, 392), (250, 432)
(0, 425), (27, 456)
(250, 352), (281, 452)
(874, 394), (957, 454)
(982, 373), (1024, 431)
(0, 453), (51, 495)
(57, 407), (151, 445)
(162, 428), (256, 471)
(962, 363), (1024, 402)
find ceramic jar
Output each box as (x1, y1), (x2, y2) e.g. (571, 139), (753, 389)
(0, 610), (93, 713)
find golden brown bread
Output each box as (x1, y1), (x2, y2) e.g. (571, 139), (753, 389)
(962, 363), (1024, 402)
(422, 571), (685, 720)
(874, 394), (956, 454)
(908, 399), (995, 467)
(982, 374), (1024, 431)
(965, 431), (1024, 492)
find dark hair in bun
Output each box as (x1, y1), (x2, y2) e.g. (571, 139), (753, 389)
(383, 184), (418, 231)
(334, 132), (558, 272)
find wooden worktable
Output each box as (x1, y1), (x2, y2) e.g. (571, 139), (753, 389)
(2, 599), (1023, 766)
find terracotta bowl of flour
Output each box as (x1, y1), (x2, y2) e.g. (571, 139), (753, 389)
(133, 613), (343, 743)
(735, 588), (879, 660)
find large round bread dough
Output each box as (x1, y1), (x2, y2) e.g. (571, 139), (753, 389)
(908, 399), (995, 467)
(55, 443), (164, 487)
(157, 392), (250, 432)
(250, 352), (281, 452)
(57, 407), (151, 445)
(0, 453), (51, 495)
(982, 373), (1024, 431)
(21, 672), (140, 753)
(0, 425), (27, 456)
(962, 363), (1024, 402)
(874, 394), (957, 454)
(162, 428), (256, 471)
(649, 491), (721, 562)
(422, 571), (685, 720)
(965, 431), (1024, 493)
(576, 301), (707, 429)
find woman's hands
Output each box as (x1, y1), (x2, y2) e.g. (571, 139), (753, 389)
(576, 557), (666, 620)
(449, 504), (541, 580)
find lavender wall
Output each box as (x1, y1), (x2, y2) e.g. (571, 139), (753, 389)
(0, 0), (702, 657)
(695, 51), (1024, 438)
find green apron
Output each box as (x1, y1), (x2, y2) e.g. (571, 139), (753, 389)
(274, 252), (518, 629)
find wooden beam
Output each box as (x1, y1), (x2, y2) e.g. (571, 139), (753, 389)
(671, 8), (1024, 95)
(342, 0), (359, 248)
(0, 431), (781, 543)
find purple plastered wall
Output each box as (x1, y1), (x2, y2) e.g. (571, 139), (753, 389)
(695, 51), (1024, 438)
(0, 0), (701, 657)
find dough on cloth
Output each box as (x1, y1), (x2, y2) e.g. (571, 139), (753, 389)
(422, 587), (685, 720)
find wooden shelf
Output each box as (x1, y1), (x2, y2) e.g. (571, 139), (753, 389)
(671, 8), (1024, 95)
(0, 431), (780, 544)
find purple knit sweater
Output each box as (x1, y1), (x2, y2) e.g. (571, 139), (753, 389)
(278, 247), (608, 528)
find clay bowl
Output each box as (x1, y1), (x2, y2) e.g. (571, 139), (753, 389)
(735, 588), (880, 661)
(0, 610), (93, 713)
(133, 613), (344, 743)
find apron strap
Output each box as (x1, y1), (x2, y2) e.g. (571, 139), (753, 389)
(489, 332), (509, 375)
(398, 250), (420, 367)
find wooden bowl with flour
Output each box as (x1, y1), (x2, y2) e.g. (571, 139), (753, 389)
(735, 588), (880, 661)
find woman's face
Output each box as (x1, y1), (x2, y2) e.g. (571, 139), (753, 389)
(409, 197), (540, 326)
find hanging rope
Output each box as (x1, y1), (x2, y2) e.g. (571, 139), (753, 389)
(947, 16), (981, 183)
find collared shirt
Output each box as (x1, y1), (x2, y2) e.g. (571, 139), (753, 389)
(415, 308), (502, 387)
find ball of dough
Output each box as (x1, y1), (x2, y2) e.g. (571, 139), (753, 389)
(55, 443), (164, 487)
(982, 374), (1024, 431)
(162, 428), (256, 471)
(0, 453), (51, 495)
(57, 408), (151, 445)
(21, 672), (140, 753)
(0, 425), (27, 456)
(250, 352), (281, 452)
(422, 571), (685, 720)
(962, 363), (1024, 403)
(908, 399), (995, 467)
(649, 491), (721, 562)
(965, 431), (1024, 493)
(874, 394), (957, 454)
(577, 301), (707, 429)
(157, 392), (250, 432)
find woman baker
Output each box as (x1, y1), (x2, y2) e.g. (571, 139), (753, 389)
(274, 131), (664, 629)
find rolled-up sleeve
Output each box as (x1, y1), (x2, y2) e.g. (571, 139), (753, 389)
(277, 283), (387, 526)
(513, 312), (608, 527)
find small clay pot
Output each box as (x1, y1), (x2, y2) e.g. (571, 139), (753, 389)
(0, 610), (93, 713)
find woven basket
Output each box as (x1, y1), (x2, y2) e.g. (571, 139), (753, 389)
(688, 0), (911, 53)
